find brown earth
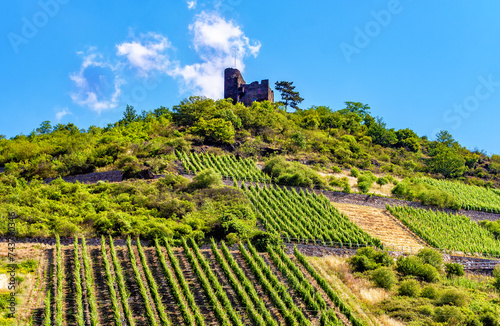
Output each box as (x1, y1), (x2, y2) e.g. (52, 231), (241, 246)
(333, 203), (427, 253)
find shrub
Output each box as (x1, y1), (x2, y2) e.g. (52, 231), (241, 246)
(398, 279), (421, 297)
(251, 231), (283, 252)
(264, 157), (325, 187)
(189, 169), (222, 189)
(480, 313), (499, 326)
(371, 267), (396, 289)
(434, 306), (465, 324)
(357, 172), (377, 194)
(421, 285), (439, 299)
(417, 264), (440, 282)
(350, 168), (360, 177)
(349, 255), (378, 272)
(376, 177), (389, 187)
(444, 263), (464, 278)
(417, 248), (443, 270)
(438, 289), (468, 307)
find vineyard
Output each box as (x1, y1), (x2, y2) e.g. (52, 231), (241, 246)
(388, 206), (500, 255)
(34, 236), (366, 326)
(176, 151), (270, 182)
(243, 183), (381, 247)
(421, 178), (500, 213)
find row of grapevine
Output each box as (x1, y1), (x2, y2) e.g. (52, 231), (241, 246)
(40, 238), (351, 326)
(182, 238), (234, 326)
(421, 178), (500, 213)
(245, 183), (380, 246)
(100, 236), (123, 326)
(176, 150), (271, 182)
(293, 247), (364, 326)
(109, 236), (135, 326)
(55, 236), (63, 326)
(388, 206), (500, 255)
(162, 239), (206, 326)
(218, 241), (279, 326)
(267, 246), (326, 313)
(154, 238), (199, 326)
(73, 238), (84, 326)
(209, 238), (269, 326)
(239, 241), (309, 326)
(126, 237), (159, 326)
(81, 236), (100, 326)
(186, 238), (245, 326)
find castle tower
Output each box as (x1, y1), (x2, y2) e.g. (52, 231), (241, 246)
(224, 68), (274, 106)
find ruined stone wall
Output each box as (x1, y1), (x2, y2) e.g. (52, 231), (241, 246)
(224, 68), (274, 106)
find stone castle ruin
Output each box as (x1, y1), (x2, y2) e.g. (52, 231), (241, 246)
(224, 68), (274, 106)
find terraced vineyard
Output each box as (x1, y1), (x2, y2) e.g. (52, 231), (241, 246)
(176, 151), (270, 182)
(34, 236), (365, 326)
(421, 178), (500, 213)
(388, 206), (500, 256)
(244, 183), (382, 247)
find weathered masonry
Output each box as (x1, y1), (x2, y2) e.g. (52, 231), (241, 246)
(224, 68), (274, 106)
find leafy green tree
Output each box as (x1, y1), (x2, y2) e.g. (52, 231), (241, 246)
(435, 130), (456, 147)
(341, 101), (371, 119)
(190, 118), (235, 144)
(367, 117), (397, 147)
(275, 81), (304, 110)
(36, 121), (52, 135)
(122, 105), (138, 125)
(430, 147), (467, 178)
(396, 128), (421, 152)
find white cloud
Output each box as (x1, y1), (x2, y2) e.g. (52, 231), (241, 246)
(69, 49), (123, 113)
(172, 11), (261, 99)
(187, 0), (197, 10)
(55, 108), (71, 121)
(116, 33), (172, 76)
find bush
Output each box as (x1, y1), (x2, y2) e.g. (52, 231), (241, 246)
(251, 231), (283, 252)
(438, 289), (468, 307)
(376, 177), (389, 187)
(396, 255), (439, 282)
(349, 255), (378, 272)
(264, 157), (325, 187)
(398, 279), (421, 297)
(357, 172), (377, 194)
(434, 306), (465, 324)
(417, 248), (443, 270)
(350, 168), (360, 177)
(371, 267), (397, 289)
(189, 169), (222, 189)
(421, 285), (439, 299)
(480, 312), (499, 326)
(445, 263), (464, 278)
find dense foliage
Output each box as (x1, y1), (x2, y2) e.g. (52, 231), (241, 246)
(346, 248), (500, 325)
(388, 206), (500, 255)
(0, 173), (258, 240)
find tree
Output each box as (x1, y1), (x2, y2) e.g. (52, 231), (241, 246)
(275, 81), (304, 110)
(190, 118), (235, 144)
(341, 102), (371, 119)
(36, 121), (52, 135)
(435, 130), (456, 147)
(430, 147), (467, 178)
(122, 105), (138, 125)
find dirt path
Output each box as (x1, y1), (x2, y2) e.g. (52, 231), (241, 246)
(333, 203), (427, 252)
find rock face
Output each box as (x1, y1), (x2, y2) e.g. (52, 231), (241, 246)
(224, 68), (274, 106)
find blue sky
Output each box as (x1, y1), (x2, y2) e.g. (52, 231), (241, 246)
(1, 1), (500, 155)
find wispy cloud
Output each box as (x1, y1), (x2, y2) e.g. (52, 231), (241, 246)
(69, 48), (123, 113)
(172, 11), (261, 98)
(55, 108), (71, 121)
(187, 0), (197, 10)
(71, 10), (261, 109)
(116, 32), (172, 76)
